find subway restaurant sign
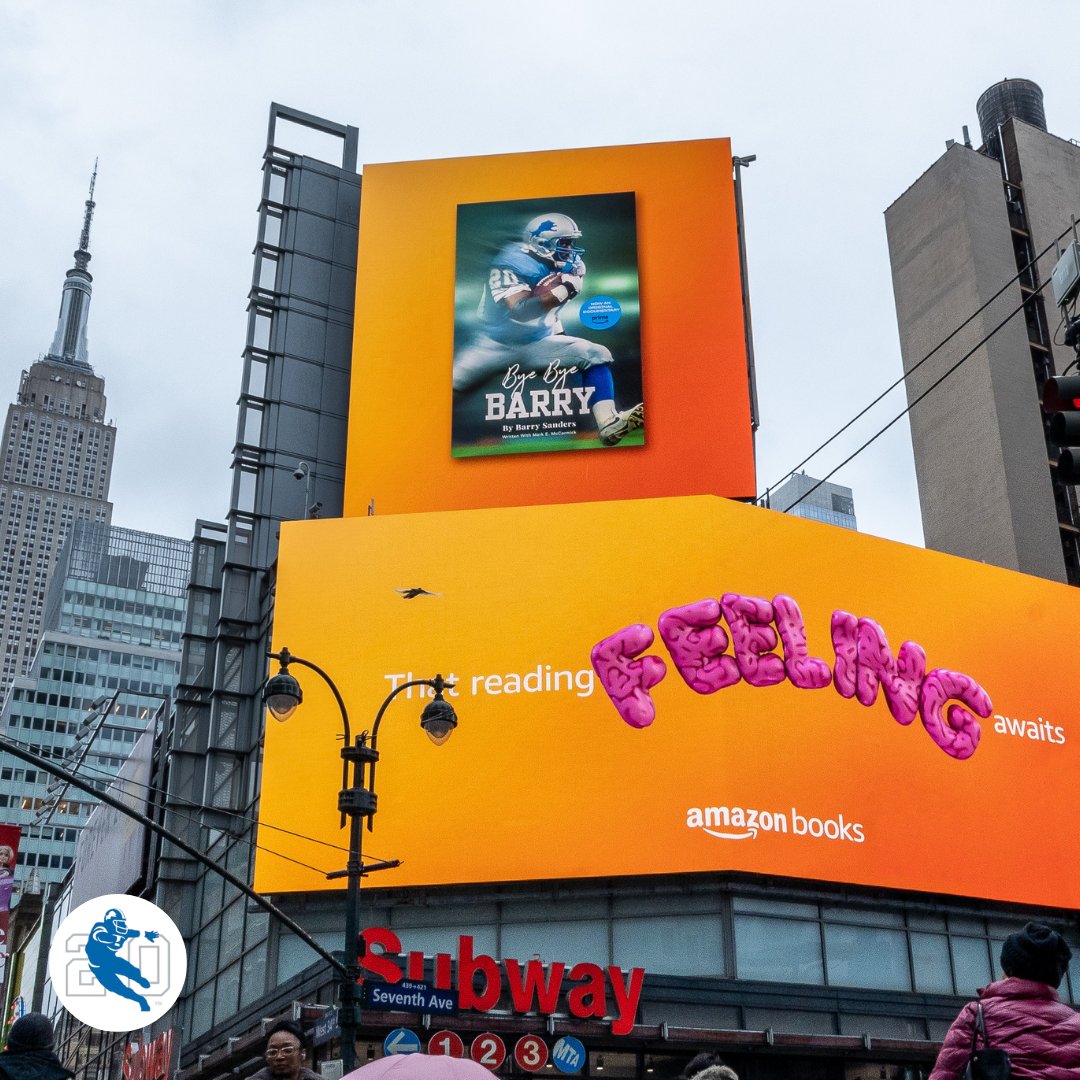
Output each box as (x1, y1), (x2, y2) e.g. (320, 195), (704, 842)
(360, 928), (644, 1035)
(259, 495), (1080, 909)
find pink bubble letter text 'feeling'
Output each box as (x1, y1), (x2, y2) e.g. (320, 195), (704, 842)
(589, 593), (991, 760)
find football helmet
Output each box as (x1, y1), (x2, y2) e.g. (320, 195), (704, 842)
(523, 213), (585, 265)
(104, 908), (128, 932)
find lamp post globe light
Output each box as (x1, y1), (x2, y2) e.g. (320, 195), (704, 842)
(262, 646), (459, 1073)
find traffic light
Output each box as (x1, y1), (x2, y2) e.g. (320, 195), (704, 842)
(1043, 375), (1080, 481)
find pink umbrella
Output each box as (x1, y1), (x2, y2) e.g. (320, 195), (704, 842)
(342, 1054), (499, 1080)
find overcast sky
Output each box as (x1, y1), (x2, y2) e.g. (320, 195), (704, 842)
(2, 0), (1077, 548)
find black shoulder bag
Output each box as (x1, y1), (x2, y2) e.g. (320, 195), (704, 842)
(964, 1003), (1012, 1080)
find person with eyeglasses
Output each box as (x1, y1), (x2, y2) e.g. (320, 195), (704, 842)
(249, 1021), (320, 1080)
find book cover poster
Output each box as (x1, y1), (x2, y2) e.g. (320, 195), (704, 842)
(452, 192), (643, 457)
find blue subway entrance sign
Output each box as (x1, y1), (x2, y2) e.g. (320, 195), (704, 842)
(383, 1028), (422, 1056)
(552, 1037), (586, 1074)
(363, 980), (459, 1016)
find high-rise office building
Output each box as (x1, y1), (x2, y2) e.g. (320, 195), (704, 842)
(769, 471), (857, 530)
(0, 170), (116, 699)
(0, 520), (189, 890)
(886, 78), (1080, 584)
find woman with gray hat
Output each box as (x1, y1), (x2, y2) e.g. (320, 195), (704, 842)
(0, 1013), (74, 1080)
(928, 922), (1080, 1079)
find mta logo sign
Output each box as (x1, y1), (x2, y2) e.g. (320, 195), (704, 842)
(552, 1037), (586, 1074)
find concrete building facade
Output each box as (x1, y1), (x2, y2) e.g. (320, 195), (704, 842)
(886, 79), (1080, 584)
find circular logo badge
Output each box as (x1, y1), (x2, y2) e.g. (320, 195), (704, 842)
(551, 1036), (586, 1074)
(579, 296), (622, 330)
(470, 1033), (506, 1071)
(514, 1035), (549, 1072)
(48, 894), (187, 1031)
(428, 1031), (464, 1057)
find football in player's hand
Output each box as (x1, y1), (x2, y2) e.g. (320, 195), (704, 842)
(533, 273), (564, 302)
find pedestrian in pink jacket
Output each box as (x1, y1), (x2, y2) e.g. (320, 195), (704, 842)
(929, 922), (1080, 1080)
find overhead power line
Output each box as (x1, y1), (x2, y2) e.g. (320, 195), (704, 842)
(25, 747), (400, 871)
(761, 218), (1079, 513)
(779, 276), (1054, 514)
(0, 731), (347, 977)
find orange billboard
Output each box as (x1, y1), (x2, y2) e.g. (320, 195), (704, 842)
(256, 495), (1080, 907)
(343, 140), (755, 516)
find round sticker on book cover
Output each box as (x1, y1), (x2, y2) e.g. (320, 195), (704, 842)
(579, 296), (622, 330)
(48, 893), (187, 1031)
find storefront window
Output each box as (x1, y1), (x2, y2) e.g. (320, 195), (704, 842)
(219, 898), (245, 966)
(733, 896), (817, 918)
(1067, 949), (1080, 1004)
(911, 931), (954, 993)
(907, 911), (950, 928)
(951, 936), (992, 995)
(396, 924), (497, 960)
(613, 914), (722, 977)
(240, 943), (268, 1007)
(735, 915), (824, 984)
(589, 1051), (637, 1077)
(825, 924), (911, 991)
(278, 930), (340, 983)
(190, 982), (215, 1040)
(216, 959), (241, 1018)
(195, 916), (221, 985)
(501, 919), (608, 966)
(822, 906), (904, 927)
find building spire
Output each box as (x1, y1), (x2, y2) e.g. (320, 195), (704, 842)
(47, 163), (98, 371)
(74, 159), (98, 272)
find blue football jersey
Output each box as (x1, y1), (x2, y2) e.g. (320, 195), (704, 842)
(477, 243), (586, 344)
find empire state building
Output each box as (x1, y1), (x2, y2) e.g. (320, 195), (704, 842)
(0, 169), (115, 701)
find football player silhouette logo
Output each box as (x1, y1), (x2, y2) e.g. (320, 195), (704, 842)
(84, 907), (159, 1011)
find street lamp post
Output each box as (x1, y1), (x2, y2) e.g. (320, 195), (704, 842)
(263, 647), (459, 1073)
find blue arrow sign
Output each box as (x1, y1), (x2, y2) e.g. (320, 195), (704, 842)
(384, 1028), (422, 1056)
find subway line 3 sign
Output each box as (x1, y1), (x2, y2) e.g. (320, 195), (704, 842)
(259, 495), (1080, 907)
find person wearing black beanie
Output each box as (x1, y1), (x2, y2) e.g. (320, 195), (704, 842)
(0, 1014), (74, 1080)
(1000, 922), (1072, 988)
(928, 922), (1080, 1080)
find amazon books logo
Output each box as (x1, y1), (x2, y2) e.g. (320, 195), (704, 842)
(686, 804), (865, 843)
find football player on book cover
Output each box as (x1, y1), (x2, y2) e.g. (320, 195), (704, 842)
(453, 213), (643, 445)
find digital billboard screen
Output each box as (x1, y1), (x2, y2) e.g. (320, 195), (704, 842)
(344, 139), (755, 516)
(257, 496), (1080, 909)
